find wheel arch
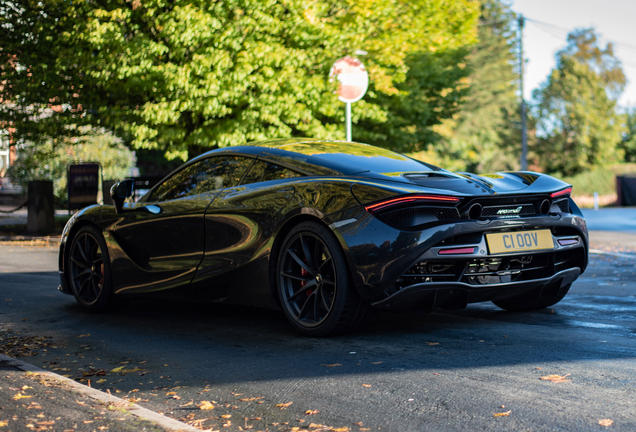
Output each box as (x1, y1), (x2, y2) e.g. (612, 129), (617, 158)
(61, 220), (104, 275)
(268, 213), (336, 304)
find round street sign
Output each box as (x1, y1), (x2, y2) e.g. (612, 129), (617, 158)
(329, 56), (368, 104)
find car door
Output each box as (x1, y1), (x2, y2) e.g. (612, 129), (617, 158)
(108, 155), (252, 294)
(193, 159), (302, 284)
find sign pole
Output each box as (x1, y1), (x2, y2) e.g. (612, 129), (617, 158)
(329, 56), (368, 142)
(346, 102), (352, 141)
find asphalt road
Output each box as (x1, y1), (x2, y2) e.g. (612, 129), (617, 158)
(582, 208), (636, 232)
(1, 242), (635, 431)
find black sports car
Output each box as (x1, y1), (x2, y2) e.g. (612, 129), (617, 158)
(58, 139), (588, 336)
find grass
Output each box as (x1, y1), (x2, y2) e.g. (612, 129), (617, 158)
(562, 163), (636, 196)
(560, 163), (636, 208)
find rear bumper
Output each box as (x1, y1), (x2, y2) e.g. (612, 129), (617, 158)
(371, 267), (580, 311)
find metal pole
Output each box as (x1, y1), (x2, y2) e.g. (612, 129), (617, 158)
(519, 14), (528, 171)
(345, 102), (352, 141)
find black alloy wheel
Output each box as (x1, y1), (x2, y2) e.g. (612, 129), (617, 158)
(277, 221), (373, 336)
(68, 226), (113, 311)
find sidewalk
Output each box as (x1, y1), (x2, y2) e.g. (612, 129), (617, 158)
(0, 353), (200, 432)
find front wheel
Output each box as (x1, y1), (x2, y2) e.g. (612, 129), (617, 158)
(276, 221), (373, 337)
(492, 283), (571, 312)
(67, 225), (114, 312)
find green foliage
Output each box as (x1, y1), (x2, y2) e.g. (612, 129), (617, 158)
(619, 108), (636, 163)
(424, 0), (521, 173)
(1, 0), (479, 161)
(533, 28), (625, 177)
(562, 163), (636, 197)
(7, 130), (136, 204)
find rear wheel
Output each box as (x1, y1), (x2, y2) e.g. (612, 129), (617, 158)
(67, 226), (114, 312)
(492, 283), (571, 312)
(277, 221), (373, 337)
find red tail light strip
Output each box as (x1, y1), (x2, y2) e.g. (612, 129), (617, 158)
(365, 195), (460, 212)
(438, 247), (476, 255)
(550, 187), (572, 198)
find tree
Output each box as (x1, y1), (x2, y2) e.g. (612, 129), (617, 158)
(0, 0), (479, 160)
(420, 0), (521, 173)
(532, 28), (625, 176)
(619, 108), (636, 163)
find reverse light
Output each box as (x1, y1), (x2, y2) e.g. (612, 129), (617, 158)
(438, 247), (476, 255)
(557, 238), (579, 246)
(550, 187), (572, 198)
(364, 194), (460, 212)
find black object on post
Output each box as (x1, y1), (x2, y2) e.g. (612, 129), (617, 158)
(67, 163), (101, 211)
(616, 176), (636, 206)
(27, 180), (55, 235)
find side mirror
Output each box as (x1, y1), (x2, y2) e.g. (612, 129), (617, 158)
(110, 179), (135, 214)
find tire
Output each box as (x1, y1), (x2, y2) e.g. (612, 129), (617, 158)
(276, 221), (373, 337)
(67, 225), (114, 312)
(492, 283), (571, 312)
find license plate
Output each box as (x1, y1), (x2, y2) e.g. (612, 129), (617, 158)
(486, 229), (554, 254)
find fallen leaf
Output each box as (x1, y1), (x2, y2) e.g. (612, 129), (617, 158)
(0, 421), (7, 427)
(12, 393), (33, 400)
(276, 402), (293, 409)
(111, 366), (125, 373)
(330, 428), (350, 432)
(97, 379), (107, 384)
(426, 342), (439, 346)
(354, 422), (363, 426)
(239, 397), (264, 402)
(598, 419), (613, 427)
(221, 414), (232, 419)
(198, 401), (215, 410)
(321, 364), (342, 367)
(361, 384), (371, 388)
(371, 362), (382, 364)
(540, 374), (571, 383)
(77, 334), (90, 338)
(493, 410), (511, 417)
(305, 409), (319, 415)
(308, 424), (325, 428)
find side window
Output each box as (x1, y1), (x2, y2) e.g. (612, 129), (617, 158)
(241, 160), (301, 186)
(150, 156), (253, 201)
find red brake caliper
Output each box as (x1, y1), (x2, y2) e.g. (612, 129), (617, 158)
(300, 268), (312, 296)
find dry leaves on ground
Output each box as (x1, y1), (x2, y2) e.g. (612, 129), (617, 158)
(598, 419), (613, 427)
(493, 410), (511, 417)
(540, 374), (571, 383)
(0, 329), (53, 357)
(198, 401), (215, 410)
(276, 401), (293, 409)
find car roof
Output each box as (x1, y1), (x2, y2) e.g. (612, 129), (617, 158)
(200, 138), (439, 176)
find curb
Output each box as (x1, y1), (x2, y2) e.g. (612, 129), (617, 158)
(0, 235), (60, 243)
(589, 248), (636, 259)
(0, 353), (201, 432)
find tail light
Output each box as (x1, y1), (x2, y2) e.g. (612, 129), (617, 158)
(364, 194), (461, 230)
(364, 194), (460, 212)
(550, 187), (572, 198)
